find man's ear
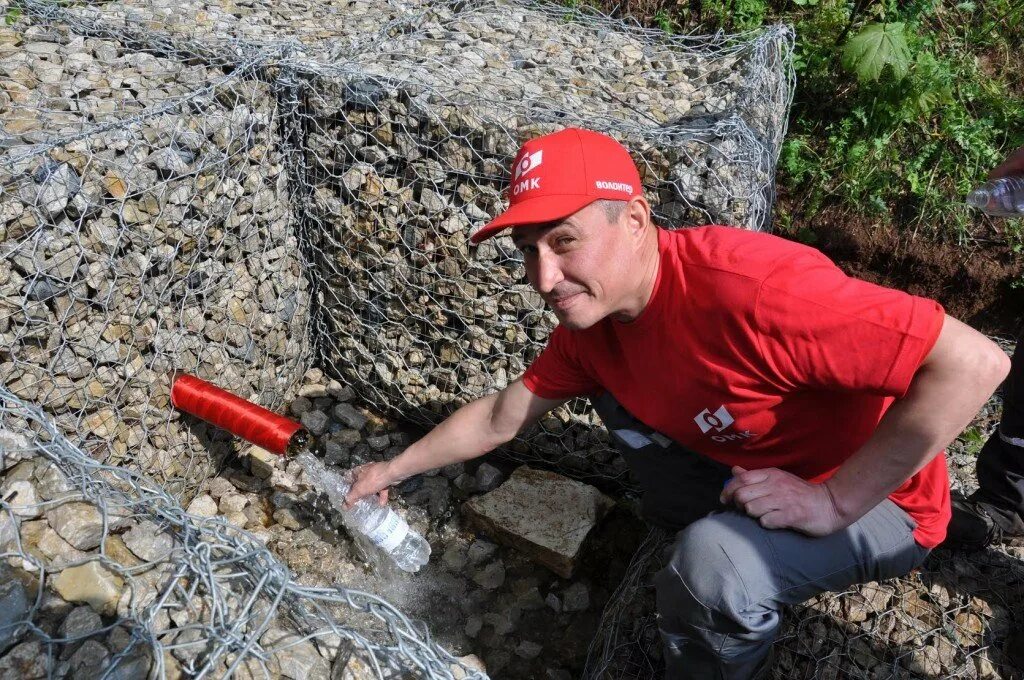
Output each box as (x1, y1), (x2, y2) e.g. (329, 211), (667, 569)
(626, 195), (651, 242)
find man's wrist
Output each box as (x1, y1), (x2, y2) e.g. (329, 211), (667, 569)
(821, 478), (853, 529)
(383, 457), (408, 486)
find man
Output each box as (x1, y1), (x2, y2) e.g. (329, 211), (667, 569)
(945, 144), (1024, 550)
(345, 128), (1010, 678)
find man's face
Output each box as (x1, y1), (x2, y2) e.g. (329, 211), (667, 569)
(512, 201), (636, 331)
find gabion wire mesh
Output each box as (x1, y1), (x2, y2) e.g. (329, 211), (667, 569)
(289, 18), (794, 484)
(0, 386), (486, 679)
(7, 0), (795, 484)
(1, 17), (311, 500)
(36, 0), (794, 154)
(582, 526), (667, 680)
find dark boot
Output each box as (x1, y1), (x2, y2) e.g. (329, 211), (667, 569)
(943, 490), (1004, 551)
(973, 427), (1024, 538)
(948, 335), (1024, 550)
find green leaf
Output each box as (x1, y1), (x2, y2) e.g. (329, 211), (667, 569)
(841, 22), (913, 83)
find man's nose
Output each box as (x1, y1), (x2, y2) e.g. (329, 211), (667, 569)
(534, 250), (564, 295)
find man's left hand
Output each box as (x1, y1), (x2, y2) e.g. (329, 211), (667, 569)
(720, 466), (846, 537)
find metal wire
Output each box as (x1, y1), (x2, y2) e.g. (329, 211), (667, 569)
(5, 0), (795, 487)
(581, 508), (1024, 678)
(1, 1), (798, 676)
(0, 386), (485, 678)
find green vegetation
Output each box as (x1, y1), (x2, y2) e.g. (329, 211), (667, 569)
(590, 0), (1024, 246)
(959, 426), (987, 457)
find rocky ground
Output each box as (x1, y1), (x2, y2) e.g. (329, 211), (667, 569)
(196, 367), (643, 678)
(0, 365), (647, 678)
(9, 359), (1023, 679)
(167, 353), (1024, 679)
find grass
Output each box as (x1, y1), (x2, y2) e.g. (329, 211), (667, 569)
(960, 426), (987, 457)
(574, 0), (1024, 248)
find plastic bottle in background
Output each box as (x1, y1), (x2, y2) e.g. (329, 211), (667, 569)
(966, 177), (1024, 217)
(294, 451), (431, 573)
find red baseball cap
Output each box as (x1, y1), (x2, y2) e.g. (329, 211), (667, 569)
(470, 127), (643, 244)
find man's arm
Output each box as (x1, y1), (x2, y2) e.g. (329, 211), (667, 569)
(343, 379), (567, 507)
(723, 314), (1010, 535)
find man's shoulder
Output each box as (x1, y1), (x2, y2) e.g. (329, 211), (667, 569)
(661, 225), (828, 282)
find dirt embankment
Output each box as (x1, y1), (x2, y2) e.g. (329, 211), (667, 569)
(779, 204), (1024, 340)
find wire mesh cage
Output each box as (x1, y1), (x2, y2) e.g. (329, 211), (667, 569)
(0, 17), (311, 500)
(580, 528), (1024, 679)
(287, 11), (795, 483)
(5, 0), (795, 487)
(0, 387), (486, 678)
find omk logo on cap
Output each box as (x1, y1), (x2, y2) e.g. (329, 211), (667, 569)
(514, 149), (543, 181)
(512, 149), (543, 197)
(470, 127), (645, 244)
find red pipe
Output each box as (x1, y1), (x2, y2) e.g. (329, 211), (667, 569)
(170, 372), (303, 456)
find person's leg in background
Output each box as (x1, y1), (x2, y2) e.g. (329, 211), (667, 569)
(654, 501), (930, 680)
(946, 332), (1024, 549)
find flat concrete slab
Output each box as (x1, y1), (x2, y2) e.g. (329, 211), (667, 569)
(463, 466), (614, 578)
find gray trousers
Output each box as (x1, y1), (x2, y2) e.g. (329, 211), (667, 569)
(590, 393), (931, 680)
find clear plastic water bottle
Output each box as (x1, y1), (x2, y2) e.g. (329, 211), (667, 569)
(966, 177), (1024, 217)
(294, 451), (431, 572)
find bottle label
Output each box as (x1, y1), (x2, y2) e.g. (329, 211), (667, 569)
(366, 511), (410, 553)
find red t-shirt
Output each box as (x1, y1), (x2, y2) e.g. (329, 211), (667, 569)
(523, 226), (950, 548)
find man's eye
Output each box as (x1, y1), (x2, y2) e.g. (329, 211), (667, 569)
(556, 237), (574, 247)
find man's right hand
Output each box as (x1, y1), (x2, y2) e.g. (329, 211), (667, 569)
(990, 145), (1024, 180)
(339, 378), (567, 510)
(343, 461), (395, 509)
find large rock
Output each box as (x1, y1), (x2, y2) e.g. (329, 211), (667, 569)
(463, 466), (614, 578)
(259, 628), (330, 680)
(0, 571), (30, 655)
(0, 640), (48, 678)
(35, 525), (90, 569)
(47, 501), (126, 550)
(0, 431), (33, 471)
(122, 520), (175, 562)
(35, 463), (73, 500)
(185, 494), (218, 517)
(1, 480), (40, 519)
(53, 561), (125, 615)
(64, 639), (111, 678)
(58, 606), (104, 658)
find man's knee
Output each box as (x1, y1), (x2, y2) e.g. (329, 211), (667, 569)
(655, 513), (778, 633)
